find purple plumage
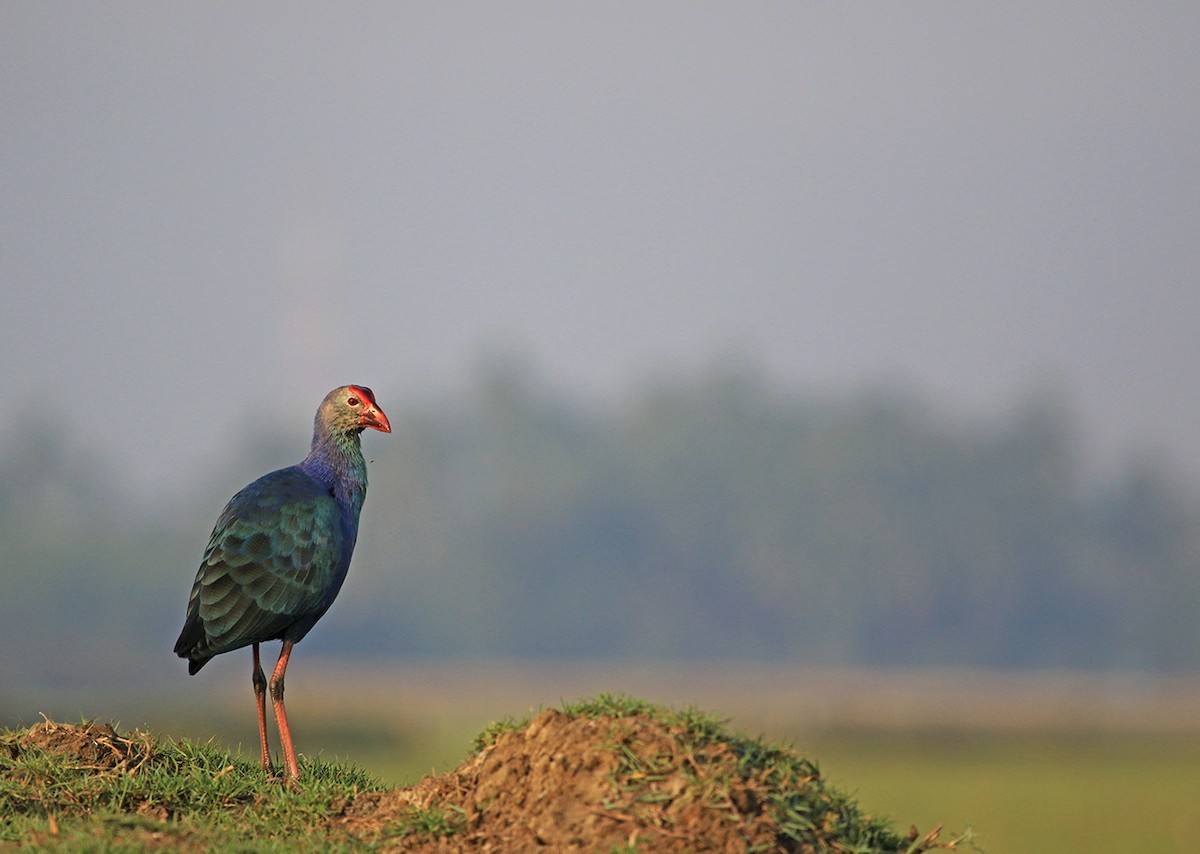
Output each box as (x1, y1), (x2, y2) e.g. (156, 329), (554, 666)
(174, 385), (390, 779)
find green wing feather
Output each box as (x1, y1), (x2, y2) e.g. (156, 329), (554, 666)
(177, 466), (343, 664)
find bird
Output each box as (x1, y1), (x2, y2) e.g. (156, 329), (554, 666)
(174, 385), (391, 780)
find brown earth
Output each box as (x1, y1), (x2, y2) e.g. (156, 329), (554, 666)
(339, 707), (785, 852)
(14, 719), (155, 775)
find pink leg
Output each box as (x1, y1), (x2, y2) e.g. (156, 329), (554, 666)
(252, 643), (275, 775)
(268, 640), (301, 780)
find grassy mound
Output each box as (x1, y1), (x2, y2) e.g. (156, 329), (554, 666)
(1, 698), (971, 852)
(0, 717), (381, 852)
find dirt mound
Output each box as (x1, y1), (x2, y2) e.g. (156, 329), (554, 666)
(343, 708), (773, 851)
(13, 719), (150, 773)
(339, 700), (941, 852)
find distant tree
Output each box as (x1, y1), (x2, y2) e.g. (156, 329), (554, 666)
(5, 359), (1200, 689)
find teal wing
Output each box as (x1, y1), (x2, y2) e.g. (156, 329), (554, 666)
(175, 466), (343, 665)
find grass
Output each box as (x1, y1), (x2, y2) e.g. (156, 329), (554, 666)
(10, 664), (1200, 852)
(0, 719), (387, 852)
(0, 700), (972, 852)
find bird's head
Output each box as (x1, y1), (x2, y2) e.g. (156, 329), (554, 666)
(318, 385), (392, 435)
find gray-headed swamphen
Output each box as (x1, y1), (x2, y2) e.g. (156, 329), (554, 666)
(174, 385), (390, 779)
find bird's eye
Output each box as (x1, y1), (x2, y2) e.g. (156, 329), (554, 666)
(347, 397), (360, 406)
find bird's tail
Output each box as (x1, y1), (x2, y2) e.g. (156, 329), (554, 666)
(174, 611), (211, 675)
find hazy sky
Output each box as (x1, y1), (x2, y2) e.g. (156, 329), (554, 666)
(4, 3), (1199, 501)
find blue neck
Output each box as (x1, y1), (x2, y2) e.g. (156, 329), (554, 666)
(299, 429), (368, 520)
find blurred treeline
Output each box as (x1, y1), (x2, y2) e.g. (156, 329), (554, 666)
(3, 360), (1199, 688)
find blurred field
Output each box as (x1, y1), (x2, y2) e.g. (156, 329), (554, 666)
(10, 661), (1200, 853)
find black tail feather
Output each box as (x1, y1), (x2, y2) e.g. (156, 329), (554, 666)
(174, 609), (210, 675)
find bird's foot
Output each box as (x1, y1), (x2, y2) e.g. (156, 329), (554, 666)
(267, 771), (301, 790)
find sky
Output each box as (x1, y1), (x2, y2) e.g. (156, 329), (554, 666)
(3, 3), (1199, 504)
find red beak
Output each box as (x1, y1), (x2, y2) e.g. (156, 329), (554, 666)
(363, 404), (392, 433)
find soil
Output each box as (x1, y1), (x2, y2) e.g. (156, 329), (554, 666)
(15, 719), (150, 772)
(340, 708), (795, 852)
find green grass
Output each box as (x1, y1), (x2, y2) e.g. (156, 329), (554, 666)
(0, 720), (388, 852)
(0, 701), (971, 853)
(10, 666), (1200, 853)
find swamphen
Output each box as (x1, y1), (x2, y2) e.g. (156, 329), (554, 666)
(174, 385), (391, 779)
